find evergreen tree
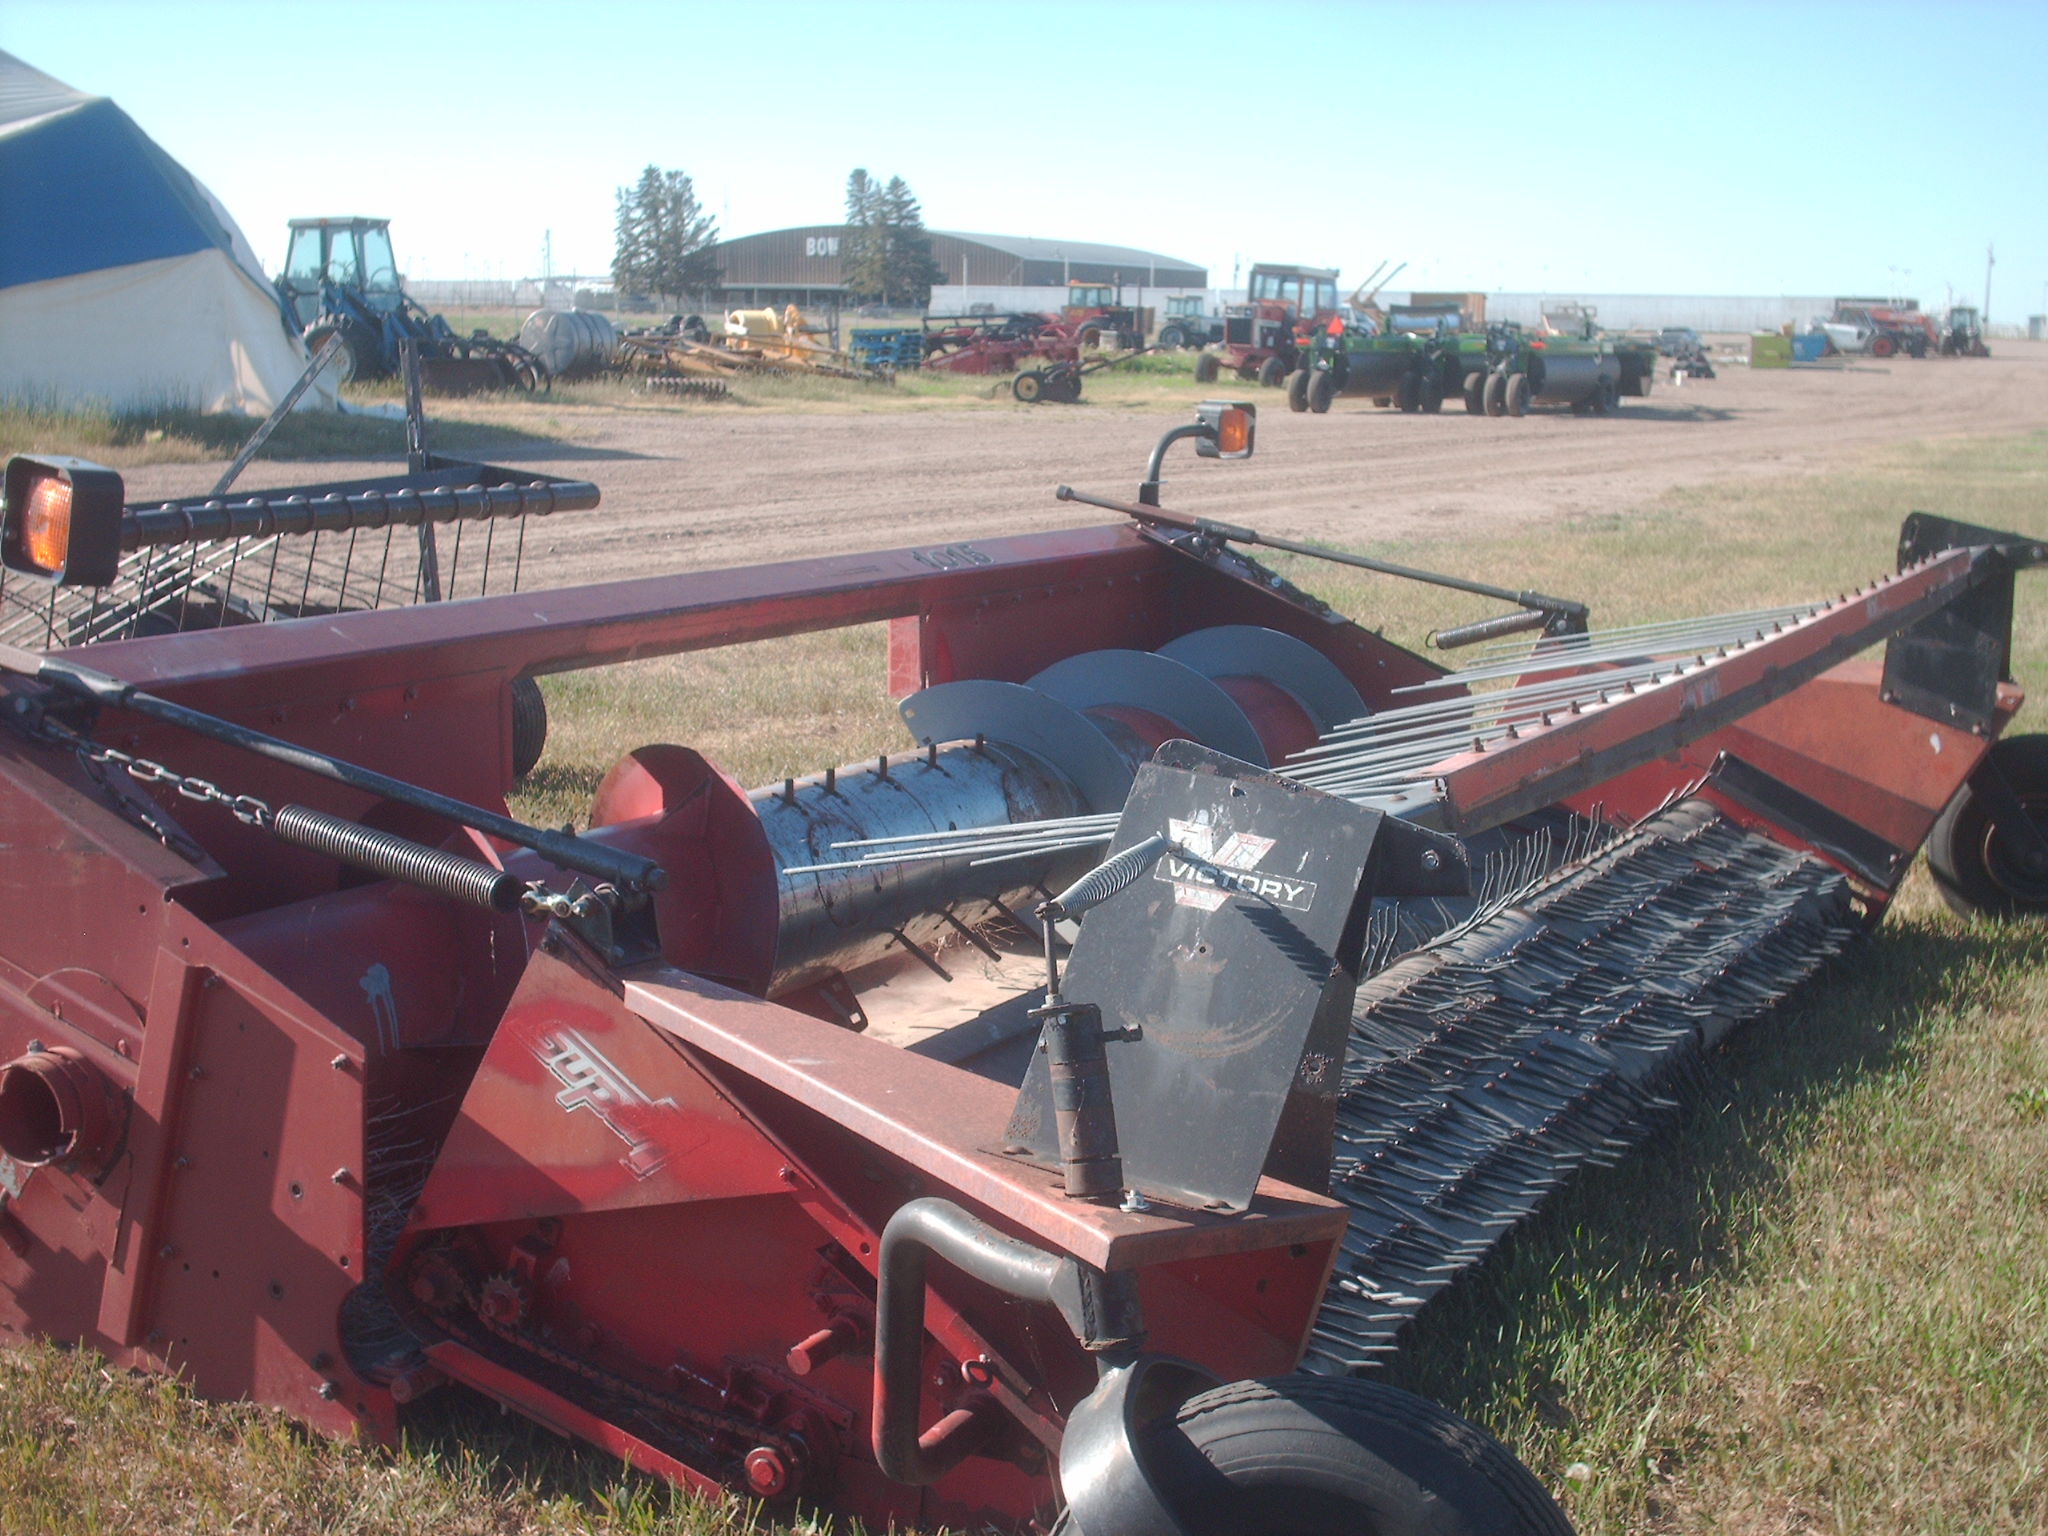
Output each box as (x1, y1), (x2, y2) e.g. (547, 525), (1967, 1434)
(613, 166), (720, 308)
(841, 168), (887, 303)
(880, 177), (942, 308)
(841, 168), (939, 308)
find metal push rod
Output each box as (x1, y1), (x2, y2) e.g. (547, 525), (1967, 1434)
(1056, 486), (1588, 626)
(0, 643), (663, 893)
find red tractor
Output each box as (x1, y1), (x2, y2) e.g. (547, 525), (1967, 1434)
(1193, 263), (1343, 388)
(1061, 281), (1147, 351)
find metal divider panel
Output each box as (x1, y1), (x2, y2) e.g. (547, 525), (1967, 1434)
(1027, 650), (1269, 768)
(899, 679), (1134, 815)
(1157, 625), (1369, 733)
(1006, 744), (1385, 1213)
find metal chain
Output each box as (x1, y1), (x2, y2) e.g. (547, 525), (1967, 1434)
(34, 717), (272, 830)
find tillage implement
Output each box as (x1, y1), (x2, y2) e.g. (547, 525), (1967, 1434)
(0, 406), (2043, 1534)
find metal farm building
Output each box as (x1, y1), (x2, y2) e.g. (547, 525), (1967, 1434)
(704, 226), (1206, 309)
(1431, 293), (1846, 333)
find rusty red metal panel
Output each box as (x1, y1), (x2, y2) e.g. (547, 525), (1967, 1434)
(408, 937), (791, 1233)
(619, 966), (1351, 1274)
(1429, 550), (1987, 831)
(422, 1337), (724, 1496)
(65, 525), (1156, 707)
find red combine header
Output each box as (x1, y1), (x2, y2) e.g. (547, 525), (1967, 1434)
(0, 409), (2042, 1532)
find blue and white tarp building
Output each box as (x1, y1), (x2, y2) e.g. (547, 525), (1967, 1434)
(0, 50), (334, 415)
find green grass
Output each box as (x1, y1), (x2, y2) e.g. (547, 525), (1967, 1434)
(6, 431), (2047, 1534)
(0, 395), (565, 470)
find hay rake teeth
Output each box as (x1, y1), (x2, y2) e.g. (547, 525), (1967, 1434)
(0, 412), (2041, 1535)
(1310, 802), (1863, 1369)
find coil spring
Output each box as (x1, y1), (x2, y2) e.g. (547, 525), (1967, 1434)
(270, 804), (525, 912)
(1045, 832), (1174, 920)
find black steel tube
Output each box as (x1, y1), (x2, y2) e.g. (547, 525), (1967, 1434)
(873, 1198), (1066, 1485)
(1138, 424), (1215, 507)
(120, 478), (598, 553)
(269, 803), (526, 911)
(1431, 609), (1554, 650)
(1059, 486), (1587, 621)
(1036, 1001), (1124, 1199)
(0, 643), (662, 893)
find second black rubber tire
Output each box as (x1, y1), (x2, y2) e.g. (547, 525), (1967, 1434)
(1130, 1376), (1575, 1536)
(509, 677), (548, 780)
(1926, 733), (2048, 918)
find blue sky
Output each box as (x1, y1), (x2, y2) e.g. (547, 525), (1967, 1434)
(7, 0), (2044, 316)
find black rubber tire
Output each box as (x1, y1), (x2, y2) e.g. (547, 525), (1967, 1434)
(1054, 370), (1083, 402)
(1419, 372), (1445, 413)
(1871, 334), (1896, 358)
(1013, 370), (1046, 403)
(1393, 374), (1420, 413)
(1926, 734), (2048, 918)
(681, 314), (711, 344)
(1287, 367), (1312, 413)
(510, 678), (548, 780)
(1484, 371), (1507, 416)
(1125, 1377), (1575, 1536)
(1464, 371), (1487, 414)
(1159, 325), (1187, 351)
(1257, 355), (1287, 389)
(1194, 352), (1221, 384)
(1505, 372), (1531, 417)
(1307, 370), (1336, 414)
(304, 319), (377, 384)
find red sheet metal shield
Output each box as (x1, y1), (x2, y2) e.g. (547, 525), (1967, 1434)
(409, 931), (788, 1233)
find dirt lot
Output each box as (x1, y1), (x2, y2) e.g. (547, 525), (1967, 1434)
(121, 341), (2048, 587)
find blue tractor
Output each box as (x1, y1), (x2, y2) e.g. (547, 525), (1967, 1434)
(276, 217), (545, 392)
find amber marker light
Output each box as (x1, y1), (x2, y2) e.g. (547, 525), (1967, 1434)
(1, 456), (125, 586)
(1194, 399), (1257, 460)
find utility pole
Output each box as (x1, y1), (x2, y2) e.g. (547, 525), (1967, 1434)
(1983, 242), (1994, 322)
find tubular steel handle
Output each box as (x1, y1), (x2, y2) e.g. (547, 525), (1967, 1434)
(269, 804), (526, 912)
(1430, 609), (1553, 650)
(873, 1199), (1144, 1486)
(874, 1199), (1064, 1485)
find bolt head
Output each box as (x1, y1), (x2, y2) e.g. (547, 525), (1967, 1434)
(743, 1446), (791, 1498)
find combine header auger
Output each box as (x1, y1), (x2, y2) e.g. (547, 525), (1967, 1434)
(1, 404), (2045, 1534)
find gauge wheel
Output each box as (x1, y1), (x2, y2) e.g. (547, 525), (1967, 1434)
(1287, 368), (1312, 412)
(1100, 1377), (1577, 1536)
(1927, 734), (2048, 918)
(1464, 372), (1487, 414)
(1307, 369), (1337, 414)
(1504, 372), (1531, 416)
(1013, 370), (1046, 403)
